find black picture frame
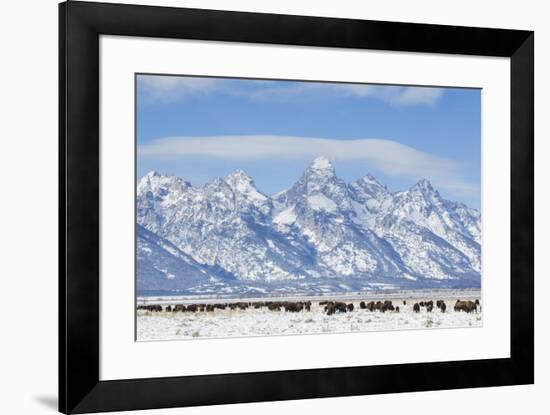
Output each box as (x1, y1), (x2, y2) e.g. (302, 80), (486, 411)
(59, 1), (534, 413)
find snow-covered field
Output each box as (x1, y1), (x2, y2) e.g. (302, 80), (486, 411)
(137, 290), (482, 341)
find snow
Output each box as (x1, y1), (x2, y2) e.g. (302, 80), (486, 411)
(137, 290), (482, 341)
(307, 194), (338, 212)
(273, 206), (297, 225)
(226, 170), (268, 203)
(310, 156), (333, 170)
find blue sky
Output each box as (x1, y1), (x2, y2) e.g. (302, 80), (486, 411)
(137, 74), (481, 208)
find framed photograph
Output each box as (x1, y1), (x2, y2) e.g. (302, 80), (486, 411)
(59, 1), (534, 413)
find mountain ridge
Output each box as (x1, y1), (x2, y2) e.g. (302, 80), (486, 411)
(136, 157), (481, 294)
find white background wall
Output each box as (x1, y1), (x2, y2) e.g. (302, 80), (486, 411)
(0, 0), (545, 414)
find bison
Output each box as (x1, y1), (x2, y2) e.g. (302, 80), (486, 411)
(454, 300), (477, 313)
(334, 302), (347, 313)
(324, 301), (347, 315)
(267, 303), (281, 311)
(284, 302), (304, 312)
(413, 303), (420, 313)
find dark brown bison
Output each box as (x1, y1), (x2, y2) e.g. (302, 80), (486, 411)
(267, 303), (281, 311)
(334, 302), (348, 313)
(324, 301), (347, 315)
(380, 302), (395, 312)
(426, 304), (433, 312)
(237, 302), (249, 310)
(440, 303), (447, 313)
(346, 303), (354, 312)
(284, 302), (304, 312)
(454, 300), (477, 313)
(360, 301), (367, 309)
(413, 303), (420, 313)
(395, 306), (400, 313)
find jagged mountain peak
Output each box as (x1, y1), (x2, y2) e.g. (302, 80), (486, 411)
(410, 178), (437, 195)
(348, 173), (392, 216)
(278, 156), (351, 213)
(225, 169), (269, 207)
(137, 171), (191, 199)
(226, 169), (253, 183)
(310, 155), (333, 170)
(305, 156), (336, 178)
(139, 170), (187, 185)
(145, 170), (160, 178)
(202, 177), (233, 195)
(350, 173), (388, 193)
(362, 173), (380, 183)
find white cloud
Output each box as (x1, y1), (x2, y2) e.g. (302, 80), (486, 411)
(139, 135), (476, 196)
(138, 75), (444, 107)
(337, 85), (444, 106)
(138, 76), (223, 102)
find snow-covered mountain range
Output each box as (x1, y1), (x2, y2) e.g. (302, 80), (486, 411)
(137, 157), (481, 295)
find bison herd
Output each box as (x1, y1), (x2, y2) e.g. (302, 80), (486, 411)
(412, 300), (444, 313)
(138, 300), (313, 313)
(138, 298), (480, 315)
(358, 300), (398, 313)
